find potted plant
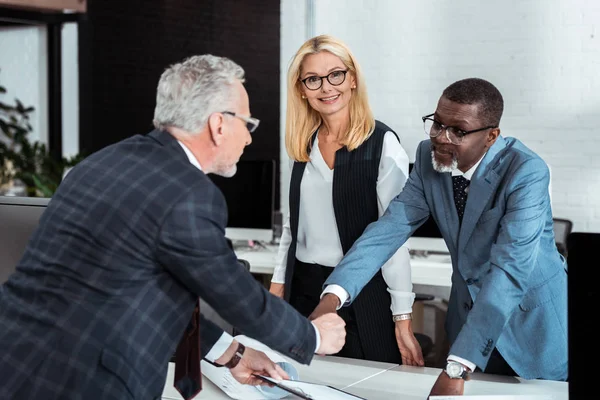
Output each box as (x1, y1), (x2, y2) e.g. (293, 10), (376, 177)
(0, 73), (84, 197)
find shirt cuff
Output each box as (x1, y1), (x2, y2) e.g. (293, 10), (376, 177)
(447, 354), (477, 373)
(204, 331), (235, 363)
(388, 290), (416, 315)
(321, 284), (349, 310)
(311, 322), (321, 353)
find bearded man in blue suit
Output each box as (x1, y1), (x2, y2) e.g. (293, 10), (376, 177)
(311, 77), (568, 397)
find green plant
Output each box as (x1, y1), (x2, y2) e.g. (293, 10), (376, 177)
(0, 75), (84, 197)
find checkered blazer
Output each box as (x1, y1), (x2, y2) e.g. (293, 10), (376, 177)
(0, 129), (317, 400)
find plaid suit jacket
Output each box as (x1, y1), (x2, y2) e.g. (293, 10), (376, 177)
(0, 129), (317, 400)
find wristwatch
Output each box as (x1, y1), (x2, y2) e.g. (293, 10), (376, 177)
(217, 342), (246, 369)
(392, 313), (412, 322)
(445, 361), (470, 380)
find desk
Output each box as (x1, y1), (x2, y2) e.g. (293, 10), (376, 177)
(161, 356), (396, 399)
(161, 357), (567, 399)
(235, 238), (453, 288)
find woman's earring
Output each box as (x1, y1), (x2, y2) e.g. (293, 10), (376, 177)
(351, 85), (356, 89)
(301, 95), (306, 99)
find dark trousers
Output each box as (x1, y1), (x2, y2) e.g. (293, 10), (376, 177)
(289, 260), (370, 361)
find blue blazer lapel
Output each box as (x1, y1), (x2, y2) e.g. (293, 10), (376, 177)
(458, 136), (507, 252)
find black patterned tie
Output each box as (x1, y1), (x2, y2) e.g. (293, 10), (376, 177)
(452, 175), (470, 224)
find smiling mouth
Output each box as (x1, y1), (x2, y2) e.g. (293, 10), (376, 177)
(319, 94), (340, 102)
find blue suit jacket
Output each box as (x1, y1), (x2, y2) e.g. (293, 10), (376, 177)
(0, 130), (316, 399)
(325, 136), (568, 380)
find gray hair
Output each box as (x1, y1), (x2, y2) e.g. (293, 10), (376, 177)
(153, 54), (245, 133)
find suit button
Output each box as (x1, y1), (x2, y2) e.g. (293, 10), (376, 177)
(464, 302), (471, 311)
(466, 278), (474, 285)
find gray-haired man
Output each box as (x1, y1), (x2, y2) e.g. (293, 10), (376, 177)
(0, 55), (346, 400)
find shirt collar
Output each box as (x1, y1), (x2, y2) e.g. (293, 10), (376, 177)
(451, 152), (486, 180)
(177, 141), (202, 171)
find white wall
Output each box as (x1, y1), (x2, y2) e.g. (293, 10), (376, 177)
(281, 0), (600, 233)
(0, 23), (79, 157)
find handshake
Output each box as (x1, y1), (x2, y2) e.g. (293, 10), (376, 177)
(270, 284), (346, 355)
(308, 294), (346, 355)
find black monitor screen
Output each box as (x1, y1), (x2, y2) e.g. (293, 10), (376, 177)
(208, 160), (275, 230)
(408, 163), (442, 238)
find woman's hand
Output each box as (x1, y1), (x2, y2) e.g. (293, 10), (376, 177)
(394, 319), (425, 366)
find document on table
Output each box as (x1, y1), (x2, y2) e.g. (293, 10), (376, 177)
(201, 335), (299, 399)
(255, 375), (367, 400)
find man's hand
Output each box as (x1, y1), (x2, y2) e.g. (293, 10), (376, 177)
(269, 283), (285, 298)
(394, 320), (425, 366)
(308, 293), (340, 321)
(428, 371), (465, 398)
(229, 346), (290, 386)
(311, 313), (346, 355)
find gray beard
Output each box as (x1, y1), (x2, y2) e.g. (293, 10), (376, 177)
(431, 150), (458, 173)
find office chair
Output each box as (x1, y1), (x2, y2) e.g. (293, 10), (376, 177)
(553, 218), (573, 257)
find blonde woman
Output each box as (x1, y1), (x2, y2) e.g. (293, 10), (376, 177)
(269, 35), (425, 366)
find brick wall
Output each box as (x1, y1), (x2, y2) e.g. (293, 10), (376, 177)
(281, 0), (600, 232)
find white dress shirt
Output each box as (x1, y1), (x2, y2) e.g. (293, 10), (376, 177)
(271, 131), (415, 315)
(177, 141), (320, 362)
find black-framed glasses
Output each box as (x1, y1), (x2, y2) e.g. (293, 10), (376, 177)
(300, 70), (348, 90)
(222, 111), (260, 133)
(422, 113), (497, 145)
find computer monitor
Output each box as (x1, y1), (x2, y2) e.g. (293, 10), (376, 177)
(208, 160), (275, 242)
(0, 196), (50, 284)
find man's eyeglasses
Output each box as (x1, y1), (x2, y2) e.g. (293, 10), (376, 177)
(222, 111), (260, 133)
(422, 113), (497, 145)
(300, 70), (348, 90)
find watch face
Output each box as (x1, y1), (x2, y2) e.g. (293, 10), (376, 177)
(446, 362), (464, 378)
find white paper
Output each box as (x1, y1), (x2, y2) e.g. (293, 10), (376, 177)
(257, 375), (366, 400)
(201, 335), (299, 399)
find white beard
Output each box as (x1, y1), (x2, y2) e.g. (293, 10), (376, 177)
(215, 164), (237, 178)
(431, 150), (458, 173)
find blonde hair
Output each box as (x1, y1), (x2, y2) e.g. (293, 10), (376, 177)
(285, 35), (375, 161)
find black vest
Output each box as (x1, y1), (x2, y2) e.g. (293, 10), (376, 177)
(284, 120), (402, 363)
(284, 120), (398, 296)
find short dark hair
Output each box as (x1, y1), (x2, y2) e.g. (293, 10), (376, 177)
(442, 78), (504, 127)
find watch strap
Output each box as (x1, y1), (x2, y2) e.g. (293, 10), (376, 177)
(392, 313), (412, 322)
(217, 342), (246, 369)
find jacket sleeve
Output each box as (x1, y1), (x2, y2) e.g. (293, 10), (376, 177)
(156, 184), (316, 364)
(324, 140), (432, 303)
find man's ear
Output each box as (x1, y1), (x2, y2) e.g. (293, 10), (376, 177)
(486, 127), (500, 147)
(208, 112), (225, 146)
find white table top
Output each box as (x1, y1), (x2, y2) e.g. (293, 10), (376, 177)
(161, 356), (395, 399)
(342, 364), (567, 400)
(235, 238), (453, 288)
(161, 356), (567, 399)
